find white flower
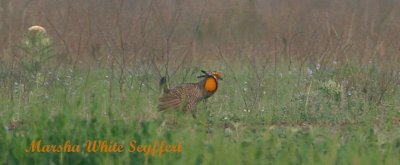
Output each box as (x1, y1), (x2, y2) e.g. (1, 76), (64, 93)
(28, 25), (46, 34)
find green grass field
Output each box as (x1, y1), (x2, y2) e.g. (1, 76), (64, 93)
(1, 62), (400, 164)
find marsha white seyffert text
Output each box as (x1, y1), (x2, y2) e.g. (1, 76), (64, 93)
(26, 140), (182, 156)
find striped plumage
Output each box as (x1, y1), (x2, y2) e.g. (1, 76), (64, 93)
(158, 71), (222, 114)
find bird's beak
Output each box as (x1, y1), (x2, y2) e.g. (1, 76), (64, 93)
(218, 77), (223, 80)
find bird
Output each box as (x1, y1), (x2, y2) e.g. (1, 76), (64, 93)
(157, 70), (223, 116)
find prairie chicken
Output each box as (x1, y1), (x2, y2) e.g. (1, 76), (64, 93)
(158, 70), (223, 115)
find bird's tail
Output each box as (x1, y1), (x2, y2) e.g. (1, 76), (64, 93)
(158, 94), (181, 111)
(158, 76), (181, 111)
(159, 76), (168, 93)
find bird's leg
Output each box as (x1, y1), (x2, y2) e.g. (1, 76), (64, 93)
(183, 101), (198, 118)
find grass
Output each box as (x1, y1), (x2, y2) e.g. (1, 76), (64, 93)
(1, 61), (400, 164)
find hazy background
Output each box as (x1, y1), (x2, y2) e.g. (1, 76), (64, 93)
(1, 0), (399, 70)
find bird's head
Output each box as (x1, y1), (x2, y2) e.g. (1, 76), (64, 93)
(197, 70), (223, 80)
